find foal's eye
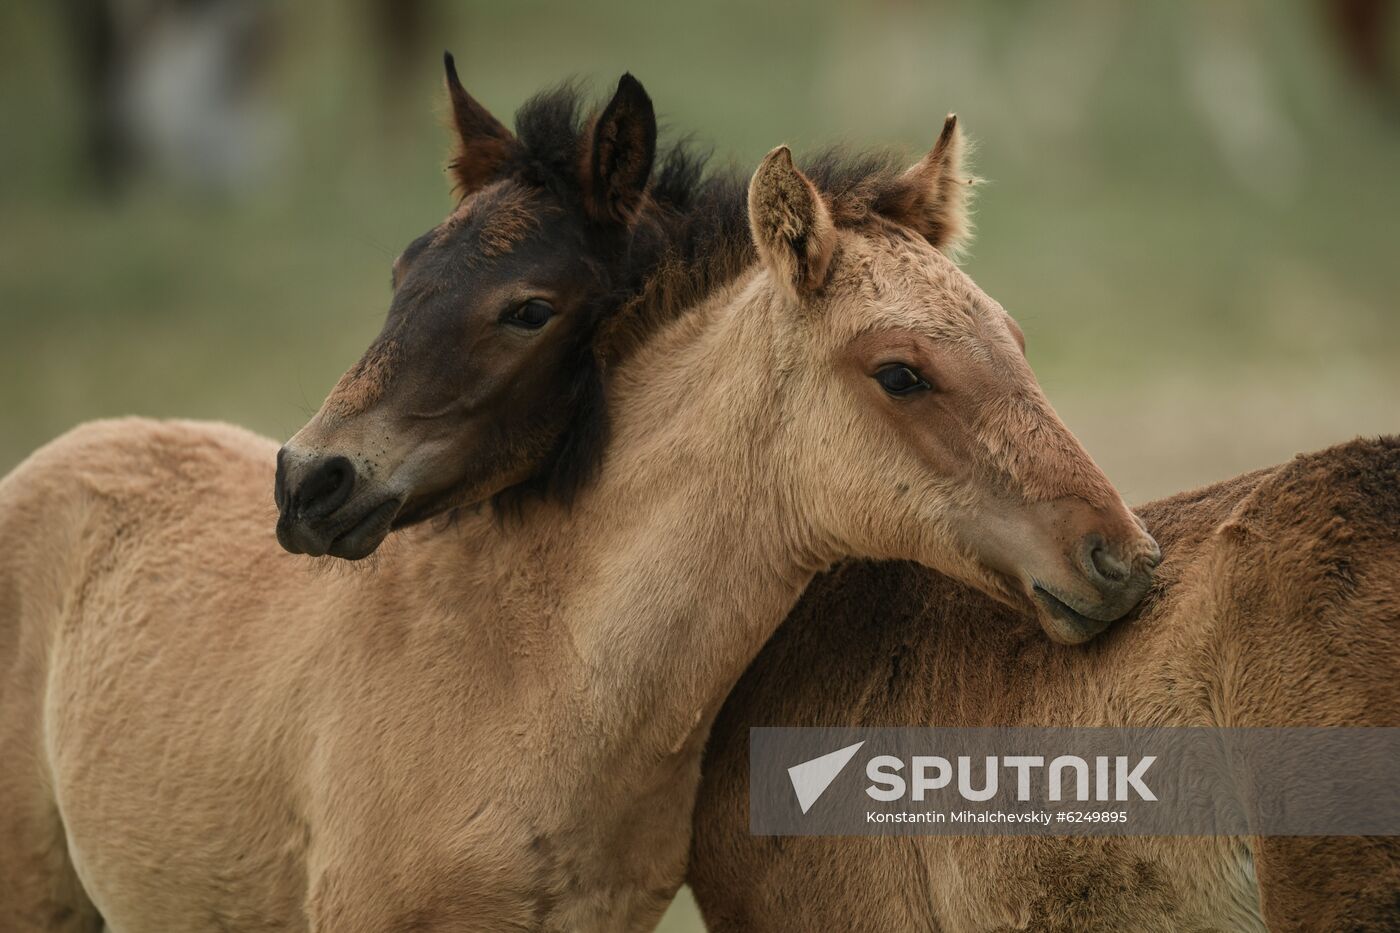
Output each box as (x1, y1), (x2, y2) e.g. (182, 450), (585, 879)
(875, 364), (931, 397)
(505, 299), (555, 330)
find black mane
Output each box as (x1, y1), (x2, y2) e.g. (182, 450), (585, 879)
(484, 84), (916, 518)
(508, 82), (591, 202)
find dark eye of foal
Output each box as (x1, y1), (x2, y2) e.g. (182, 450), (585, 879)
(504, 299), (556, 330)
(875, 364), (931, 397)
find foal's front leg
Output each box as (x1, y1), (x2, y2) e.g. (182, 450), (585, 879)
(0, 720), (103, 932)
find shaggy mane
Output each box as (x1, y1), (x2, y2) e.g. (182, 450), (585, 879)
(597, 146), (930, 366)
(481, 85), (732, 519)
(481, 87), (944, 517)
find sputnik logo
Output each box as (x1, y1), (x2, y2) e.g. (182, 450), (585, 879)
(787, 741), (865, 814)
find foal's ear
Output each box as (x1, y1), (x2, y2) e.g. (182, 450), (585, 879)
(888, 114), (977, 255)
(748, 146), (836, 295)
(582, 73), (657, 225)
(443, 51), (519, 198)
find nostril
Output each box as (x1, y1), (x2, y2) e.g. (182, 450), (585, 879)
(274, 447), (290, 512)
(1088, 544), (1130, 584)
(295, 456), (356, 519)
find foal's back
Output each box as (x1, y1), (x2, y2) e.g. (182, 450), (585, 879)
(690, 436), (1400, 931)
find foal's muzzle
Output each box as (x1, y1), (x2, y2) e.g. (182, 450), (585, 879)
(1030, 529), (1161, 643)
(274, 446), (402, 560)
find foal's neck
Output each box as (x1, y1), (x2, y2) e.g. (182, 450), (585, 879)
(459, 270), (824, 754)
(574, 272), (827, 743)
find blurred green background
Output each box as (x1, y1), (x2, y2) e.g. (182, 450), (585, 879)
(1, 2), (1397, 928)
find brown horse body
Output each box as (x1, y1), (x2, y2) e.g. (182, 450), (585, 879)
(691, 437), (1400, 931)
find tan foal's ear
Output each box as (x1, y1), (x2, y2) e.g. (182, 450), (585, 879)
(889, 114), (977, 255)
(443, 51), (520, 199)
(748, 146), (836, 295)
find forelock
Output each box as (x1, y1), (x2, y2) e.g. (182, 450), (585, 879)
(431, 182), (563, 265)
(511, 82), (589, 195)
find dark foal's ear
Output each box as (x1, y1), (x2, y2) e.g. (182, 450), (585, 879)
(443, 51), (519, 198)
(582, 74), (657, 225)
(885, 114), (978, 256)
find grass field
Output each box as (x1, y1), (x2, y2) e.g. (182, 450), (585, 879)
(1, 3), (1396, 929)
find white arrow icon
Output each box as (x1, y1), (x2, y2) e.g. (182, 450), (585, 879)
(787, 741), (866, 814)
